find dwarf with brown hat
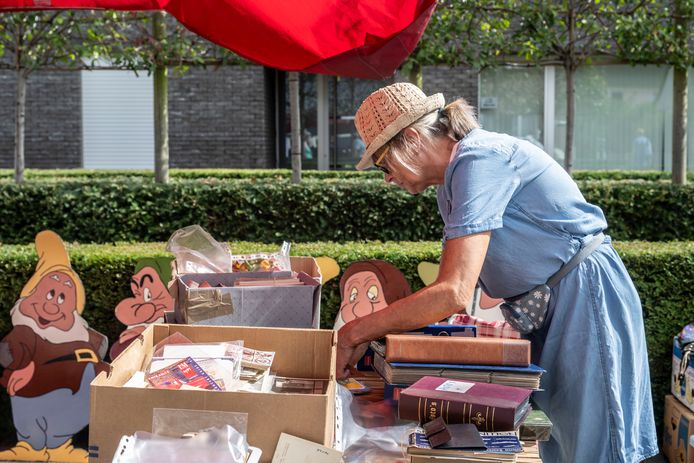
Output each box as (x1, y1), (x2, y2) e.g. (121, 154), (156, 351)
(0, 231), (109, 462)
(338, 82), (658, 462)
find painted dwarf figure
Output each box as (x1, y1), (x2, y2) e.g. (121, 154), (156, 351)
(334, 259), (412, 330)
(0, 231), (109, 462)
(109, 257), (174, 361)
(333, 260), (412, 369)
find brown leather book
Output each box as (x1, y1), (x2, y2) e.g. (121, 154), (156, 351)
(385, 335), (530, 367)
(399, 376), (531, 431)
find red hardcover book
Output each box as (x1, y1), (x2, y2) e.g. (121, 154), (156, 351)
(398, 376), (531, 432)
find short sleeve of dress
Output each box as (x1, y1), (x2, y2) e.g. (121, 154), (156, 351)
(442, 147), (521, 241)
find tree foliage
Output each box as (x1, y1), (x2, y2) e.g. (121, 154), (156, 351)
(412, 0), (692, 70)
(0, 10), (123, 74)
(95, 11), (245, 75)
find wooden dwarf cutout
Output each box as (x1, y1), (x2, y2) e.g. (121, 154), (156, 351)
(0, 231), (109, 463)
(328, 259), (412, 370)
(334, 260), (412, 330)
(109, 257), (174, 361)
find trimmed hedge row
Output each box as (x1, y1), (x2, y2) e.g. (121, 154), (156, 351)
(0, 240), (692, 441)
(0, 168), (692, 182)
(0, 178), (693, 244)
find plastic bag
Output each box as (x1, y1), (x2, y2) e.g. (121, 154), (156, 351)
(231, 242), (291, 272)
(152, 409), (248, 439)
(146, 333), (244, 391)
(111, 425), (249, 463)
(166, 225), (233, 274)
(112, 409), (256, 463)
(336, 384), (413, 463)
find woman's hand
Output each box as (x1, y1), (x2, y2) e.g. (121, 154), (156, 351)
(336, 322), (364, 380)
(336, 341), (357, 380)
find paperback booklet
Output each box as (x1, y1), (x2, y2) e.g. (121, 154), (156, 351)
(146, 356), (223, 391)
(398, 376), (531, 432)
(408, 426), (522, 459)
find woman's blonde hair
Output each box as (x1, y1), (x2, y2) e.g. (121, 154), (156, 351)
(380, 97), (479, 174)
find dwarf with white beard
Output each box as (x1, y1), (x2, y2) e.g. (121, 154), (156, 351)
(0, 231), (109, 462)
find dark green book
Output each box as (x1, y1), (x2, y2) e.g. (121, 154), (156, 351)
(519, 409), (552, 442)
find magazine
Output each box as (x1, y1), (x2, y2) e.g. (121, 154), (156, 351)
(146, 357), (223, 391)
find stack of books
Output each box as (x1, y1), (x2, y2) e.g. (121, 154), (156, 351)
(369, 331), (544, 403)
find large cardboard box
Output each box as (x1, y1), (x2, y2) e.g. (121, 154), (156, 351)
(664, 395), (694, 463)
(173, 256), (322, 329)
(672, 337), (694, 413)
(89, 324), (336, 463)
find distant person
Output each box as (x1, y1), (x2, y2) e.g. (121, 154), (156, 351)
(352, 135), (366, 162)
(633, 128), (653, 169)
(303, 129), (315, 161)
(521, 130), (544, 150)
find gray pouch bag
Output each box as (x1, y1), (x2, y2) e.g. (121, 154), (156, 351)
(500, 233), (604, 335)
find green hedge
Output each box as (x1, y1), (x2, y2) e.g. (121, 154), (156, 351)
(0, 168), (692, 182)
(0, 178), (693, 244)
(0, 240), (692, 441)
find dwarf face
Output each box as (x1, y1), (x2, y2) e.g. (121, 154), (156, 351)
(339, 271), (388, 324)
(19, 271), (77, 331)
(115, 267), (173, 325)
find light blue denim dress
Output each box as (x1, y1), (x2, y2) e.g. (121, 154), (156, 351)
(436, 128), (658, 463)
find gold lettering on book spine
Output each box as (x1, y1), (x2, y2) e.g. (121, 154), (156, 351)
(491, 406), (495, 432)
(485, 406), (489, 431)
(446, 400), (450, 423)
(418, 398), (422, 423)
(428, 401), (438, 421)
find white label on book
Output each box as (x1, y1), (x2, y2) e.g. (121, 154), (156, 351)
(435, 380), (474, 394)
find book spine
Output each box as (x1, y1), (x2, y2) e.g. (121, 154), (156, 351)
(398, 394), (515, 432)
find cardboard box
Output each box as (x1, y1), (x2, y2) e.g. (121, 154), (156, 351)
(89, 324), (336, 463)
(672, 337), (694, 412)
(664, 395), (694, 463)
(173, 256), (322, 329)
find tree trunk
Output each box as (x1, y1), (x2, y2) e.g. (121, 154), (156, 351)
(153, 11), (169, 184)
(408, 62), (423, 89)
(564, 64), (575, 175)
(14, 69), (27, 185)
(672, 0), (688, 185)
(672, 66), (688, 185)
(289, 72), (302, 184)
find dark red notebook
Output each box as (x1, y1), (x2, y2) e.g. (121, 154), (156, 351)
(398, 376), (531, 432)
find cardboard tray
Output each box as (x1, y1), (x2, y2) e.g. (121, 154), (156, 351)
(89, 324), (336, 463)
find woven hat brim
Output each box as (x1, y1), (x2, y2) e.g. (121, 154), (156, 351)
(356, 93), (445, 171)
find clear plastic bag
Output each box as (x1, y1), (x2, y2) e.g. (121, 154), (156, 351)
(146, 333), (244, 391)
(112, 426), (250, 463)
(166, 225), (233, 274)
(336, 384), (413, 463)
(231, 241), (291, 272)
(112, 410), (255, 463)
(152, 409), (248, 438)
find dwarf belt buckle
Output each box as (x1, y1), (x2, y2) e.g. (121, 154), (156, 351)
(74, 348), (98, 363)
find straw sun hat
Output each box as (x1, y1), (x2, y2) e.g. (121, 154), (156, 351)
(355, 82), (444, 170)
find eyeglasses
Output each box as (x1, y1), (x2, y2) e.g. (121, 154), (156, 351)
(371, 146), (391, 175)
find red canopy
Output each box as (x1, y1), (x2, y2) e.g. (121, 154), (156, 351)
(0, 0), (436, 79)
